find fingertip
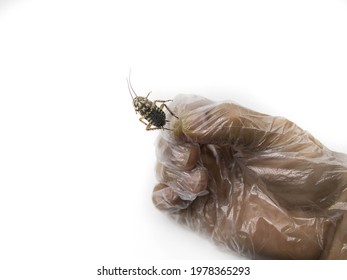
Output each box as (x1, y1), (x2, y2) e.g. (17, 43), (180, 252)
(156, 162), (209, 200)
(184, 144), (200, 170)
(152, 183), (190, 212)
(156, 135), (200, 171)
(190, 167), (209, 195)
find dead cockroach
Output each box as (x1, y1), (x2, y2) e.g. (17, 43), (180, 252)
(127, 75), (179, 131)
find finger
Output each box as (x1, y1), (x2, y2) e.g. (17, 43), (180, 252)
(168, 95), (252, 144)
(177, 102), (257, 144)
(173, 97), (302, 150)
(156, 162), (208, 200)
(152, 183), (192, 212)
(155, 136), (200, 171)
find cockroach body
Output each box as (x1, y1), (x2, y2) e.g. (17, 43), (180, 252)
(127, 76), (178, 131)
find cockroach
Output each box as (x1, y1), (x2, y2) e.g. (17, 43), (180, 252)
(127, 75), (179, 131)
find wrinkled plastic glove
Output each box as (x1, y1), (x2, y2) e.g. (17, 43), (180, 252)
(152, 94), (347, 259)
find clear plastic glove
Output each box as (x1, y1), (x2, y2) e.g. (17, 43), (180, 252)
(152, 94), (347, 259)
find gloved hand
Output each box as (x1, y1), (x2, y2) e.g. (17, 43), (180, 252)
(152, 94), (347, 259)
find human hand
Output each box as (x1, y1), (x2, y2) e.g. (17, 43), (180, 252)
(152, 94), (347, 259)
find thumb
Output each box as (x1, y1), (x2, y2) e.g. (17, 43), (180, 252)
(172, 94), (302, 151)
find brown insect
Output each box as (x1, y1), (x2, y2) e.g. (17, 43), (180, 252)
(127, 75), (178, 131)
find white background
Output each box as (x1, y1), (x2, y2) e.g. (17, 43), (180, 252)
(1, 0), (347, 279)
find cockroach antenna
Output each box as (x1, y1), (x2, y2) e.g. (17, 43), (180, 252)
(126, 69), (137, 101)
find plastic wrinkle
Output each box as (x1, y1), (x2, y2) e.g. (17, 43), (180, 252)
(152, 94), (347, 259)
